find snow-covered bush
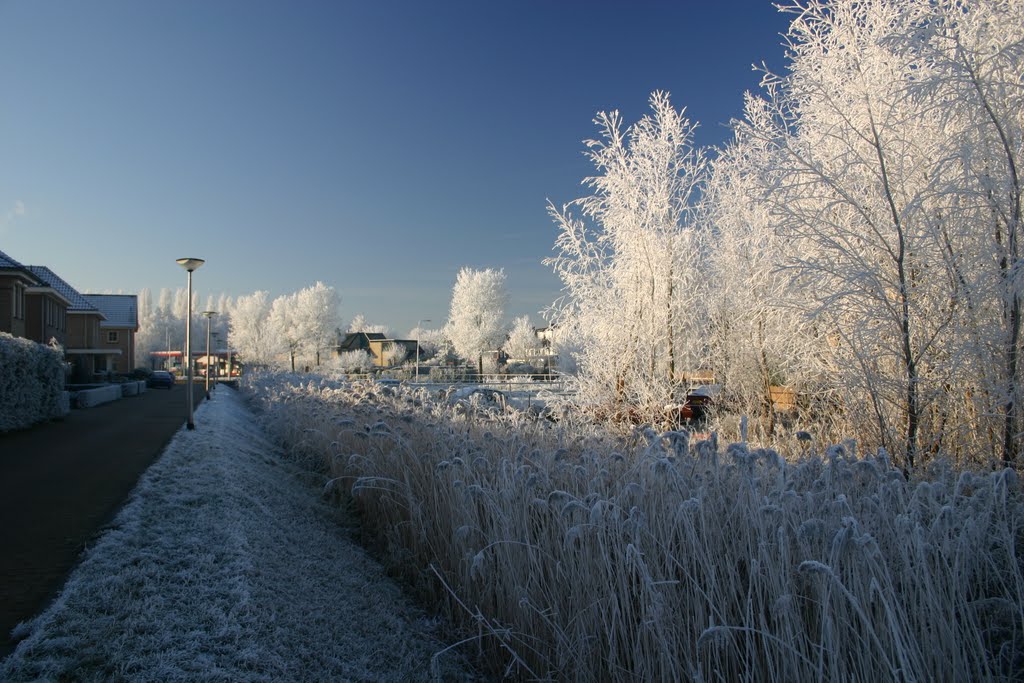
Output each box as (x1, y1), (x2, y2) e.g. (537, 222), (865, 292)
(0, 333), (66, 432)
(244, 369), (1024, 682)
(382, 341), (408, 367)
(333, 350), (373, 374)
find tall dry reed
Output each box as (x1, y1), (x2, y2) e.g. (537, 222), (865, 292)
(245, 372), (1024, 682)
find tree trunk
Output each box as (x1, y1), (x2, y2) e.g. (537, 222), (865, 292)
(870, 112), (920, 470)
(962, 44), (1022, 467)
(757, 316), (776, 437)
(1003, 293), (1020, 467)
(667, 264), (675, 386)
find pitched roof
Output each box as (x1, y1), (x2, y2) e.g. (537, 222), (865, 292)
(0, 249), (39, 284)
(0, 248), (26, 270)
(84, 294), (138, 329)
(338, 331), (388, 352)
(25, 266), (103, 316)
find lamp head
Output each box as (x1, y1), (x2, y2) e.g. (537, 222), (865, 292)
(176, 257), (205, 272)
(202, 310), (218, 318)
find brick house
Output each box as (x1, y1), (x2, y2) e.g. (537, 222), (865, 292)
(25, 281), (71, 347)
(0, 248), (36, 339)
(26, 266), (113, 382)
(84, 294), (139, 373)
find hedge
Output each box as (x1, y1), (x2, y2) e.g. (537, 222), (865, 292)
(0, 332), (67, 432)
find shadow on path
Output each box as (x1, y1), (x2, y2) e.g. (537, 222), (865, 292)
(0, 381), (210, 657)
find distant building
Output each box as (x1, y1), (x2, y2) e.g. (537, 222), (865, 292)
(84, 294), (139, 373)
(336, 331), (387, 355)
(336, 331), (417, 367)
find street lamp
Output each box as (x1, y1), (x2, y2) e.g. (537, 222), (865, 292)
(416, 318), (431, 383)
(176, 257), (204, 430)
(202, 310), (217, 398)
(210, 331), (220, 388)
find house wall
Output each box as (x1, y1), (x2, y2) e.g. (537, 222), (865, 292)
(0, 274), (27, 338)
(25, 293), (68, 346)
(367, 339), (414, 367)
(65, 313), (104, 381)
(67, 312), (100, 349)
(100, 326), (134, 373)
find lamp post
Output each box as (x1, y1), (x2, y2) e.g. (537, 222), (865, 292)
(202, 311), (217, 398)
(416, 318), (431, 383)
(176, 258), (205, 429)
(210, 331), (219, 388)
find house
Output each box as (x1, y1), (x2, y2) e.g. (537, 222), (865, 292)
(534, 326), (555, 349)
(368, 338), (417, 367)
(25, 278), (71, 347)
(336, 331), (418, 368)
(337, 331), (387, 355)
(0, 248), (37, 339)
(84, 294), (139, 373)
(26, 266), (113, 382)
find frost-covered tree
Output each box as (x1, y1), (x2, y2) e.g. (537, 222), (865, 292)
(734, 0), (954, 467)
(133, 288), (159, 369)
(894, 0), (1024, 465)
(546, 91), (708, 419)
(214, 293), (233, 345)
(724, 0), (1024, 467)
(445, 267), (508, 375)
(382, 341), (408, 367)
(229, 291), (274, 367)
(408, 325), (443, 360)
(705, 140), (821, 439)
(503, 315), (541, 363)
(268, 292), (305, 372)
(293, 281), (341, 366)
(348, 314), (389, 336)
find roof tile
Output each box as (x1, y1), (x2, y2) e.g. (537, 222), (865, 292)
(84, 294), (138, 328)
(25, 266), (102, 314)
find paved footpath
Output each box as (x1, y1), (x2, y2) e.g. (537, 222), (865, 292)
(0, 381), (207, 657)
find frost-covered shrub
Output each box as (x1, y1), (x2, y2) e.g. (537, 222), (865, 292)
(333, 350), (373, 374)
(0, 333), (66, 432)
(245, 369), (1024, 682)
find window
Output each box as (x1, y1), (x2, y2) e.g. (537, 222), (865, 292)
(13, 283), (24, 319)
(107, 330), (119, 343)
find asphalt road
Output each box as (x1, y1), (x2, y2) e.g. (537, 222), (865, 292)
(0, 380), (211, 658)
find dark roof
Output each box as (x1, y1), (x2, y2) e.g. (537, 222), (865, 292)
(25, 266), (103, 315)
(338, 331), (387, 352)
(84, 294), (138, 329)
(0, 248), (26, 270)
(0, 249), (38, 284)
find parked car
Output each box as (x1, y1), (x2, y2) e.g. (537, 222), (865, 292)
(148, 370), (176, 390)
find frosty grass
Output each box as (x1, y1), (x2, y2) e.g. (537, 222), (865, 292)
(1, 387), (471, 682)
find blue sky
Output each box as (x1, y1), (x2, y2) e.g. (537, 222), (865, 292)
(0, 0), (792, 334)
